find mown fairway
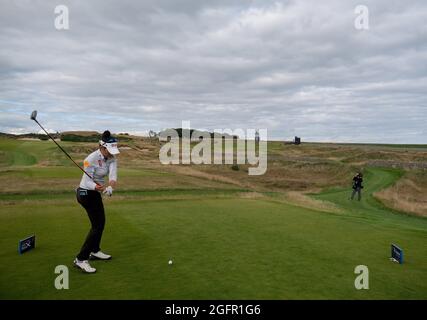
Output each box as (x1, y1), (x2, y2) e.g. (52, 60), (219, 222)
(0, 138), (426, 299)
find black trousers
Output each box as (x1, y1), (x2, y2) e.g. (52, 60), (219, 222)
(76, 188), (105, 260)
(351, 187), (362, 201)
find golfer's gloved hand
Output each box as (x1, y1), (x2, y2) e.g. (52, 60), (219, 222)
(103, 186), (113, 197)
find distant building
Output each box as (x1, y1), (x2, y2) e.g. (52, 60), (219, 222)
(294, 136), (301, 145)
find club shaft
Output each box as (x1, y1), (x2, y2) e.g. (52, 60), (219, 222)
(34, 119), (97, 183)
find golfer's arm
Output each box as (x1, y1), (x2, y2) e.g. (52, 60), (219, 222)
(108, 161), (117, 189)
(83, 159), (97, 190)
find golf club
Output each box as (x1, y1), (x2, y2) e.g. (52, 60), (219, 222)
(30, 110), (99, 185)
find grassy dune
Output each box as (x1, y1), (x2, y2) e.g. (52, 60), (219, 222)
(0, 137), (426, 299)
(375, 171), (427, 217)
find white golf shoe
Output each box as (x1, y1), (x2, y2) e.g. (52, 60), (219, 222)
(90, 251), (112, 260)
(73, 258), (96, 273)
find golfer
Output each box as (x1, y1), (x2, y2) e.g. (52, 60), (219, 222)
(73, 130), (119, 273)
(350, 172), (364, 201)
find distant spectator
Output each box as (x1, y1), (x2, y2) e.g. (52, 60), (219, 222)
(350, 172), (364, 201)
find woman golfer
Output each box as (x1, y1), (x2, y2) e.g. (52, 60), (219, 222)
(73, 130), (119, 273)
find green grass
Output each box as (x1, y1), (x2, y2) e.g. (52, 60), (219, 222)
(1, 169), (426, 299)
(0, 138), (426, 299)
(313, 168), (427, 230)
(0, 188), (248, 201)
(0, 167), (169, 180)
(0, 140), (37, 166)
(0, 138), (76, 167)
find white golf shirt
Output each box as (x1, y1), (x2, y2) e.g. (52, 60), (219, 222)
(79, 149), (118, 191)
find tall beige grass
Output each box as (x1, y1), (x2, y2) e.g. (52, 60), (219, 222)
(375, 174), (427, 217)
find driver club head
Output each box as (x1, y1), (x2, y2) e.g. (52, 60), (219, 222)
(30, 110), (38, 121)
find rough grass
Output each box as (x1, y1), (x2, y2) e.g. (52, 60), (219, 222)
(374, 171), (427, 217)
(283, 191), (342, 213)
(1, 137), (426, 213)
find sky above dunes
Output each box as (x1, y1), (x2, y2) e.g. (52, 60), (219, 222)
(1, 0), (426, 142)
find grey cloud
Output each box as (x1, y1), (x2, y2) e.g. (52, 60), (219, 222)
(0, 0), (426, 143)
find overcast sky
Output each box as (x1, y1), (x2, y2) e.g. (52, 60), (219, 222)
(1, 0), (426, 143)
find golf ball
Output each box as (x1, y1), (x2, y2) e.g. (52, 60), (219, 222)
(168, 260), (173, 265)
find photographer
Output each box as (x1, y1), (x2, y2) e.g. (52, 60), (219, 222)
(350, 172), (364, 201)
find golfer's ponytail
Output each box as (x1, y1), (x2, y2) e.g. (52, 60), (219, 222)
(101, 130), (111, 143)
